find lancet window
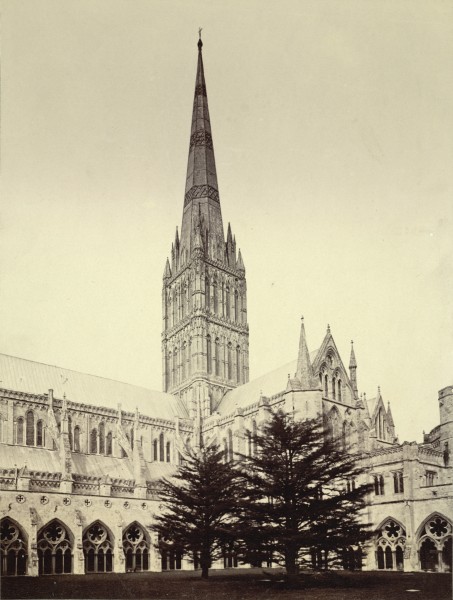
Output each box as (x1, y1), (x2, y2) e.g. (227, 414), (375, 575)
(26, 410), (34, 446)
(16, 418), (24, 445)
(90, 428), (98, 454)
(73, 426), (81, 452)
(36, 420), (44, 447)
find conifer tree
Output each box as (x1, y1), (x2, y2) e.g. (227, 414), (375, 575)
(239, 409), (371, 579)
(152, 444), (243, 579)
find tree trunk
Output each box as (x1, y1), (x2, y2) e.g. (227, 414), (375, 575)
(200, 550), (210, 579)
(285, 547), (299, 587)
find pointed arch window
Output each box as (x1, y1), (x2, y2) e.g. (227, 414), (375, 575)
(73, 426), (81, 453)
(106, 431), (113, 456)
(234, 290), (239, 322)
(207, 335), (212, 374)
(153, 439), (158, 461)
(213, 279), (218, 314)
(99, 422), (105, 455)
(227, 343), (232, 380)
(215, 338), (220, 376)
(36, 420), (44, 447)
(181, 342), (186, 380)
(332, 377), (336, 399)
(205, 276), (210, 311)
(159, 433), (164, 462)
(324, 374), (328, 397)
(338, 379), (342, 401)
(26, 411), (34, 446)
(123, 523), (149, 572)
(83, 522), (113, 573)
(376, 519), (406, 571)
(0, 518), (28, 576)
(236, 345), (241, 383)
(166, 441), (171, 463)
(90, 428), (98, 454)
(226, 286), (230, 319)
(38, 520), (73, 575)
(418, 515), (452, 572)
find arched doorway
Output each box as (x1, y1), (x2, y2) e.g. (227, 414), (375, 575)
(375, 519), (406, 571)
(0, 518), (28, 576)
(37, 520), (72, 575)
(83, 522), (113, 573)
(123, 523), (150, 572)
(418, 515), (452, 572)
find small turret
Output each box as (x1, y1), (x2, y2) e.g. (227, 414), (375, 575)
(296, 316), (315, 390)
(349, 340), (358, 398)
(163, 258), (172, 280)
(236, 249), (245, 273)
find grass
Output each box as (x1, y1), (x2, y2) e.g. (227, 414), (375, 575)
(1, 568), (451, 600)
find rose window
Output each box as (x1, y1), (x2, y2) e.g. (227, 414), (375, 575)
(428, 518), (449, 539)
(87, 524), (107, 544)
(126, 526), (143, 544)
(1, 521), (18, 544)
(44, 522), (65, 543)
(385, 521), (401, 539)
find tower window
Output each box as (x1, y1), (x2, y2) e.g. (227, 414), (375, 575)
(166, 441), (171, 463)
(236, 345), (241, 383)
(106, 431), (113, 456)
(332, 377), (336, 399)
(234, 290), (239, 322)
(227, 343), (232, 380)
(215, 338), (220, 376)
(324, 374), (328, 397)
(205, 277), (210, 311)
(153, 439), (158, 461)
(338, 379), (342, 401)
(226, 286), (230, 319)
(207, 335), (212, 374)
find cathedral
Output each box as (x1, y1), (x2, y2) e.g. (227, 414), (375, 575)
(1, 37), (452, 578)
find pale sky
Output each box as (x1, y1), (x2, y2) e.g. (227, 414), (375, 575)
(1, 0), (452, 443)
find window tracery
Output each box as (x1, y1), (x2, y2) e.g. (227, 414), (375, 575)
(123, 523), (149, 572)
(83, 522), (113, 573)
(1, 518), (27, 576)
(38, 520), (72, 575)
(418, 515), (452, 572)
(376, 519), (406, 571)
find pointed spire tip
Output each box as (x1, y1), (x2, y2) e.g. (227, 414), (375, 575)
(198, 27), (203, 51)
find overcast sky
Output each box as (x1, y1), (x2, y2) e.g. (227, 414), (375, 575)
(1, 0), (452, 443)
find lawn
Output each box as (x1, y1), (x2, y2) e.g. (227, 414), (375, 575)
(1, 568), (451, 600)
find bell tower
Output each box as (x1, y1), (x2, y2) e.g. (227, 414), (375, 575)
(162, 35), (249, 418)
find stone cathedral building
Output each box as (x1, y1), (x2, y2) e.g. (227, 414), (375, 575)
(1, 38), (452, 578)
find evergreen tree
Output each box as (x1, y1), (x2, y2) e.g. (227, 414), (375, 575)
(152, 444), (243, 579)
(239, 409), (371, 579)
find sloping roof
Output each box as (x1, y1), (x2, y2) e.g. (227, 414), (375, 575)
(0, 445), (61, 473)
(218, 352), (319, 416)
(0, 353), (187, 420)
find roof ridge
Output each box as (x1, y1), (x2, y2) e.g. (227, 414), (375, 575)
(0, 352), (165, 395)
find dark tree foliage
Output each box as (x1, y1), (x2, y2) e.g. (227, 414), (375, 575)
(239, 409), (371, 578)
(152, 445), (243, 578)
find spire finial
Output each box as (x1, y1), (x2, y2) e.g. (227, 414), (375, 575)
(327, 323), (331, 334)
(198, 27), (203, 51)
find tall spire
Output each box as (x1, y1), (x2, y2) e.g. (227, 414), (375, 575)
(349, 340), (358, 398)
(180, 33), (224, 259)
(296, 316), (314, 389)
